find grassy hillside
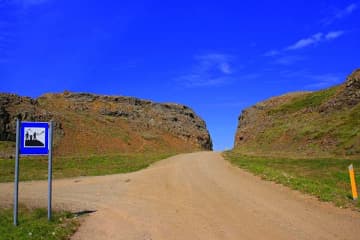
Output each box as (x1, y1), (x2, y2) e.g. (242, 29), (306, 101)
(228, 69), (360, 210)
(0, 92), (212, 158)
(33, 93), (208, 156)
(234, 69), (360, 158)
(0, 92), (211, 182)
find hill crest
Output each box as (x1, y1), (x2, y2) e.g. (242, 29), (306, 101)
(234, 68), (360, 158)
(0, 91), (212, 157)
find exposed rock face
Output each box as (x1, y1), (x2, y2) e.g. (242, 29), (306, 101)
(321, 69), (360, 111)
(0, 92), (212, 156)
(0, 94), (64, 141)
(234, 69), (360, 158)
(234, 93), (306, 148)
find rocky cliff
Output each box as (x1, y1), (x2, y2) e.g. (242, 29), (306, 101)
(0, 91), (212, 157)
(234, 69), (360, 158)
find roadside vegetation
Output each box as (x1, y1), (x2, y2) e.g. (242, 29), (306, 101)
(0, 207), (79, 240)
(0, 152), (175, 182)
(224, 150), (360, 210)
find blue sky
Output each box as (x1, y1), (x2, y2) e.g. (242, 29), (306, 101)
(1, 0), (359, 150)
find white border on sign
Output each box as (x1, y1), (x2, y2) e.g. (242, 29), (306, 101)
(23, 127), (46, 148)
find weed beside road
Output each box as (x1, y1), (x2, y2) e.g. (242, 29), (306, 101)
(0, 152), (175, 182)
(224, 150), (360, 210)
(0, 207), (79, 240)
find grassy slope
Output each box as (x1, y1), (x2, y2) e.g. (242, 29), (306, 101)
(0, 207), (79, 240)
(269, 86), (338, 114)
(236, 86), (360, 158)
(224, 151), (360, 210)
(0, 152), (175, 182)
(37, 94), (203, 157)
(269, 87), (359, 154)
(0, 94), (204, 182)
(229, 83), (360, 210)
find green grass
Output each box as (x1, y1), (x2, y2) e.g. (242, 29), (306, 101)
(0, 152), (175, 182)
(224, 150), (360, 210)
(0, 141), (15, 149)
(241, 94), (360, 158)
(0, 207), (79, 240)
(0, 141), (15, 156)
(269, 86), (338, 114)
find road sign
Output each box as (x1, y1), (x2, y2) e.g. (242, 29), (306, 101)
(14, 120), (54, 226)
(20, 122), (49, 155)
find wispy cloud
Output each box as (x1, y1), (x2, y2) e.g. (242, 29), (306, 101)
(176, 53), (236, 88)
(177, 75), (231, 87)
(263, 50), (280, 57)
(335, 3), (358, 18)
(322, 3), (358, 25)
(286, 31), (344, 50)
(6, 0), (51, 9)
(277, 69), (344, 89)
(13, 0), (50, 6)
(195, 53), (234, 74)
(286, 33), (323, 50)
(304, 73), (343, 89)
(264, 30), (345, 56)
(325, 31), (345, 40)
(273, 55), (305, 65)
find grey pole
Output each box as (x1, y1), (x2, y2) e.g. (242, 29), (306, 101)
(48, 121), (54, 221)
(13, 118), (20, 226)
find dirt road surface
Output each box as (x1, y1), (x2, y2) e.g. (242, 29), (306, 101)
(1, 152), (359, 239)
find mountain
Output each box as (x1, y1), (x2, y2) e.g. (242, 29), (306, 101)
(0, 91), (212, 157)
(234, 69), (360, 158)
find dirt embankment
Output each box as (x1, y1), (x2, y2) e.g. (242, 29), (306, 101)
(234, 68), (360, 158)
(0, 92), (212, 157)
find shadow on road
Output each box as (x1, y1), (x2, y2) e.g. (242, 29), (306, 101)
(73, 210), (97, 217)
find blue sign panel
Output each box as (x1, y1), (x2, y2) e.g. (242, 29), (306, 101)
(20, 122), (49, 155)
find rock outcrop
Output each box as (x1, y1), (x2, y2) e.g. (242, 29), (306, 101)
(234, 69), (360, 158)
(0, 92), (212, 156)
(320, 69), (360, 111)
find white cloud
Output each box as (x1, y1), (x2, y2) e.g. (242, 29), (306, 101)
(264, 31), (345, 53)
(263, 50), (280, 57)
(264, 30), (346, 57)
(177, 75), (231, 88)
(273, 55), (305, 65)
(195, 54), (233, 74)
(195, 53), (229, 61)
(287, 33), (323, 50)
(219, 62), (231, 74)
(305, 73), (343, 89)
(264, 30), (345, 58)
(322, 3), (358, 25)
(176, 53), (236, 88)
(325, 31), (344, 40)
(12, 0), (50, 7)
(335, 3), (358, 19)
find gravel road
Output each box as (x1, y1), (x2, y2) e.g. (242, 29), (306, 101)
(1, 152), (359, 239)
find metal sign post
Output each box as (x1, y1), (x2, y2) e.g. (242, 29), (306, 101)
(48, 121), (53, 221)
(13, 119), (53, 226)
(13, 119), (20, 226)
